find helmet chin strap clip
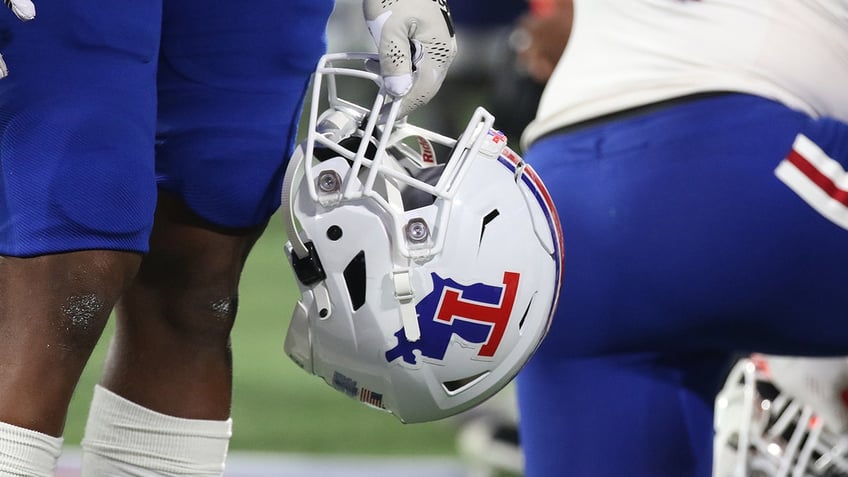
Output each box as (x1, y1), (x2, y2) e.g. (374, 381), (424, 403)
(290, 241), (326, 287)
(286, 242), (333, 320)
(392, 269), (420, 342)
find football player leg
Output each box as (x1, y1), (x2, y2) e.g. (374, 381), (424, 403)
(518, 352), (731, 477)
(0, 252), (142, 475)
(0, 1), (160, 475)
(80, 0), (334, 474)
(82, 194), (261, 476)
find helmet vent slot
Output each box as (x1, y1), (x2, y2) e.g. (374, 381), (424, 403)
(518, 295), (534, 330)
(442, 371), (489, 396)
(479, 210), (500, 246)
(343, 251), (367, 311)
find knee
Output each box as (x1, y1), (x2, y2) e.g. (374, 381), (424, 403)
(52, 251), (142, 351)
(174, 292), (240, 341)
(127, 193), (266, 343)
(128, 254), (244, 343)
(57, 292), (112, 351)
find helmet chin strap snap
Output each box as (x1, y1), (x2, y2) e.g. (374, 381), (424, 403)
(312, 282), (333, 320)
(392, 269), (420, 342)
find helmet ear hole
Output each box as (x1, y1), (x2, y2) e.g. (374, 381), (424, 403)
(343, 251), (367, 311)
(327, 225), (343, 241)
(442, 372), (490, 395)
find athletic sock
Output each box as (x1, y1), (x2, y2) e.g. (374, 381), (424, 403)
(81, 385), (232, 477)
(0, 420), (63, 477)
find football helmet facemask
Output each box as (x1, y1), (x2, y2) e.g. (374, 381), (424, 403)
(714, 355), (848, 477)
(281, 53), (564, 423)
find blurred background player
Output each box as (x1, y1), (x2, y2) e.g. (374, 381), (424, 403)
(426, 0), (572, 150)
(512, 0), (848, 476)
(0, 0), (455, 475)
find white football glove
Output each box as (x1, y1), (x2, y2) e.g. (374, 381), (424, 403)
(1, 0), (35, 78)
(363, 0), (457, 117)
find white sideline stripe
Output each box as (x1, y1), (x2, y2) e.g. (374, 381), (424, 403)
(56, 449), (470, 477)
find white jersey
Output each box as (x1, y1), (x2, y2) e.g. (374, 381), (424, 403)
(522, 0), (848, 148)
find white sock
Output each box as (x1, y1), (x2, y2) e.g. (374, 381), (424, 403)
(81, 385), (232, 477)
(0, 420), (63, 477)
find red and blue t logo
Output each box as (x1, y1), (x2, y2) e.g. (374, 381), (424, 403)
(385, 271), (520, 365)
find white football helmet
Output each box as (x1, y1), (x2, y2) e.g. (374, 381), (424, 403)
(281, 53), (565, 423)
(714, 355), (848, 477)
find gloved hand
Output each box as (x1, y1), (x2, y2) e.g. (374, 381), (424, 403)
(363, 0), (457, 117)
(1, 0), (36, 78)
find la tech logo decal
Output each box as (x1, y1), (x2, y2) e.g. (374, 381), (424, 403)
(385, 272), (519, 365)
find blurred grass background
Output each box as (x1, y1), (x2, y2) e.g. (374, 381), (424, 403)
(63, 215), (460, 456)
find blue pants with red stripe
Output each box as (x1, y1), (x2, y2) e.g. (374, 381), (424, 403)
(0, 0), (334, 256)
(516, 94), (848, 477)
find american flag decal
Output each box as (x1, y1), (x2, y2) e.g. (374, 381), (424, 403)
(359, 388), (384, 409)
(775, 133), (848, 230)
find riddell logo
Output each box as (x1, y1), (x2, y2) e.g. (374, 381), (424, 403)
(417, 137), (436, 164)
(385, 272), (519, 365)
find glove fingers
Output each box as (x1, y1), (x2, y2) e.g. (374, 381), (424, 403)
(364, 0), (456, 101)
(376, 30), (415, 96)
(396, 47), (451, 118)
(363, 7), (418, 96)
(0, 54), (8, 79)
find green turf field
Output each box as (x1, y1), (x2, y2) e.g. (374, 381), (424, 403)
(62, 215), (460, 456)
